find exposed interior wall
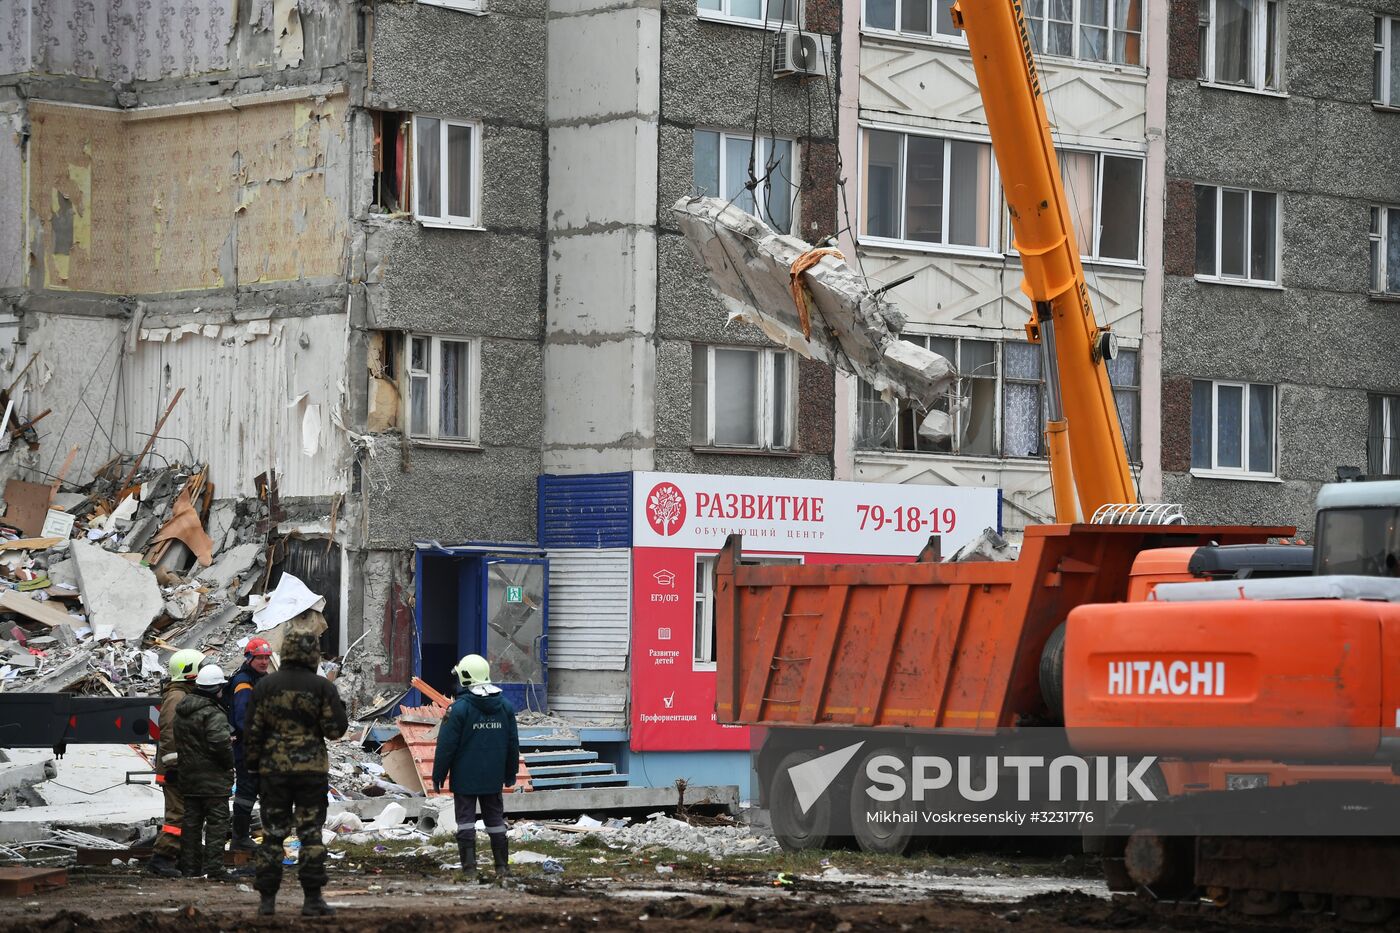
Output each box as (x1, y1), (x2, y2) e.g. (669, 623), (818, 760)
(26, 94), (350, 295)
(2, 0), (347, 89)
(0, 105), (24, 291)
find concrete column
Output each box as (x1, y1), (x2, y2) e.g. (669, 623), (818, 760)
(1139, 0), (1169, 501)
(831, 1), (863, 482)
(543, 0), (661, 473)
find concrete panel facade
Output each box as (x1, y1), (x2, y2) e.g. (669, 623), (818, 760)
(1161, 0), (1400, 531)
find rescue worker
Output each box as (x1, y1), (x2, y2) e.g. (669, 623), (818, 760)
(244, 627), (348, 917)
(175, 664), (236, 880)
(431, 654), (520, 885)
(148, 648), (205, 878)
(226, 637), (273, 850)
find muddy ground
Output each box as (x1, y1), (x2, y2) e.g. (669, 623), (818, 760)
(0, 842), (1346, 932)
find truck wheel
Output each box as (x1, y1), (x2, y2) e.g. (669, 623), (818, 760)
(849, 746), (918, 856)
(770, 749), (841, 851)
(1038, 622), (1066, 721)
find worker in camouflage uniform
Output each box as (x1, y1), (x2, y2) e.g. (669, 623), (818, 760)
(175, 664), (236, 879)
(148, 648), (205, 878)
(244, 626), (348, 917)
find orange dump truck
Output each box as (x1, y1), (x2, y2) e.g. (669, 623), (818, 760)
(715, 523), (1289, 834)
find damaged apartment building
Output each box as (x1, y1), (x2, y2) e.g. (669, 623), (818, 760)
(0, 0), (844, 784)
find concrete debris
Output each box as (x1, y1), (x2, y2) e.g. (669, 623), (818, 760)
(510, 812), (778, 859)
(950, 527), (1017, 563)
(672, 196), (957, 411)
(0, 457), (278, 696)
(71, 541), (164, 642)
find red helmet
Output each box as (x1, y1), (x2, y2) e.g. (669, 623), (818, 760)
(245, 638), (273, 658)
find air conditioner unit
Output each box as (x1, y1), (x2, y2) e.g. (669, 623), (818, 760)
(773, 31), (830, 79)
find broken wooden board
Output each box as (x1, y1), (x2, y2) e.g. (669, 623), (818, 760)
(0, 866), (67, 897)
(0, 537), (62, 551)
(2, 480), (54, 537)
(0, 588), (77, 628)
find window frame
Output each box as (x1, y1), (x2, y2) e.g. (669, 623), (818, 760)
(403, 333), (482, 446)
(1197, 0), (1284, 93)
(1056, 147), (1146, 266)
(859, 0), (967, 45)
(1023, 0), (1144, 66)
(1371, 394), (1400, 477)
(411, 114), (483, 229)
(1376, 15), (1398, 107)
(696, 0), (800, 30)
(693, 553), (802, 669)
(1191, 379), (1278, 478)
(693, 344), (798, 452)
(1371, 205), (1400, 296)
(1194, 184), (1282, 286)
(857, 125), (1002, 256)
(692, 129), (800, 234)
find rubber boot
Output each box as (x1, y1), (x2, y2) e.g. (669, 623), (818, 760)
(147, 854), (182, 878)
(457, 838), (476, 881)
(488, 833), (510, 887)
(231, 804), (258, 852)
(258, 892), (277, 916)
(301, 889), (336, 917)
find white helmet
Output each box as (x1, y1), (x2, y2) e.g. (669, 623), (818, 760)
(195, 664), (228, 688)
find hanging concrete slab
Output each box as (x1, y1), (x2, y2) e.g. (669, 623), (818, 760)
(671, 196), (956, 411)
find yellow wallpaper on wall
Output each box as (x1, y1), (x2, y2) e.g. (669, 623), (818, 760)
(28, 95), (348, 295)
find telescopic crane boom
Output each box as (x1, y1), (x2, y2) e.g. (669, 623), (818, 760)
(951, 0), (1136, 522)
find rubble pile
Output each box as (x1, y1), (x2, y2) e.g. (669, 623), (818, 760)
(513, 813), (779, 859)
(0, 457), (274, 693)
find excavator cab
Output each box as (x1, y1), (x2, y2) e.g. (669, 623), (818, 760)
(1313, 480), (1400, 577)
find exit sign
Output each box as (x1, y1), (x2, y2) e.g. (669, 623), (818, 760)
(505, 585), (523, 604)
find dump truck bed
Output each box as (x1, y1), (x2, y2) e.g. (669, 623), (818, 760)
(716, 522), (1290, 732)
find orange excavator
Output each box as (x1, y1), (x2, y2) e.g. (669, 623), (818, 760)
(709, 0), (1400, 921)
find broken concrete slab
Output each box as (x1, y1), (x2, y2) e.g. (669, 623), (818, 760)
(205, 501), (237, 557)
(195, 541), (260, 590)
(71, 540), (164, 641)
(672, 196), (956, 409)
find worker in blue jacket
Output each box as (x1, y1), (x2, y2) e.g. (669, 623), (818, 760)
(224, 636), (273, 851)
(431, 654), (519, 884)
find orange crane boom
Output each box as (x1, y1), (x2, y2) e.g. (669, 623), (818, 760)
(952, 0), (1136, 521)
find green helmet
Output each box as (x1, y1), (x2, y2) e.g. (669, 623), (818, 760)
(453, 654), (491, 687)
(168, 649), (205, 682)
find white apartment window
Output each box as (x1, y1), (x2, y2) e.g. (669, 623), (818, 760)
(693, 131), (797, 234)
(1371, 206), (1400, 294)
(1376, 16), (1400, 106)
(406, 334), (479, 443)
(862, 0), (963, 41)
(1107, 347), (1141, 461)
(1025, 0), (1142, 64)
(858, 336), (1000, 457)
(691, 345), (796, 450)
(1198, 0), (1282, 91)
(1194, 184), (1279, 284)
(693, 554), (801, 667)
(1191, 379), (1276, 475)
(417, 0), (483, 12)
(860, 129), (996, 250)
(1058, 150), (1145, 263)
(696, 0), (798, 27)
(413, 115), (481, 227)
(1371, 394), (1400, 477)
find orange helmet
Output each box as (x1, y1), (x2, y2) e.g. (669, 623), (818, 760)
(245, 638), (273, 658)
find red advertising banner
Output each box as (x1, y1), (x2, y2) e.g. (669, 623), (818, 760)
(628, 472), (1000, 752)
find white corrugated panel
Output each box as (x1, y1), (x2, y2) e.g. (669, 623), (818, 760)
(112, 315), (348, 497)
(547, 548), (630, 671)
(548, 693), (627, 727)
